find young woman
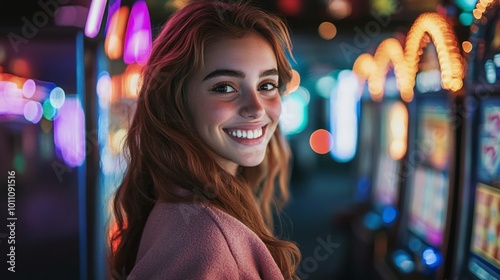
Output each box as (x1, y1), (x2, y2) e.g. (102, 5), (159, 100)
(109, 0), (301, 279)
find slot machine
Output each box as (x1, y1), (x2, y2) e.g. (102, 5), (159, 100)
(452, 2), (500, 279)
(375, 13), (465, 280)
(366, 38), (410, 239)
(353, 85), (376, 205)
(343, 38), (410, 278)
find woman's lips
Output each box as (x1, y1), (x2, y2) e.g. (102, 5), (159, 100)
(223, 125), (267, 144)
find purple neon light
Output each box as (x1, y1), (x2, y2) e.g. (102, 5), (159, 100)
(1, 81), (21, 98)
(105, 0), (121, 34)
(0, 98), (26, 116)
(0, 81), (24, 116)
(22, 79), (36, 98)
(123, 0), (152, 65)
(85, 0), (108, 38)
(54, 97), (85, 167)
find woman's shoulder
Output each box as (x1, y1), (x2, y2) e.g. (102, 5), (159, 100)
(131, 201), (283, 280)
(141, 201), (262, 248)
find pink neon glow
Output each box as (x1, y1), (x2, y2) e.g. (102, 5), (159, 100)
(1, 81), (21, 99)
(54, 97), (85, 167)
(23, 100), (43, 123)
(0, 97), (26, 116)
(85, 0), (108, 38)
(123, 0), (152, 65)
(22, 79), (36, 98)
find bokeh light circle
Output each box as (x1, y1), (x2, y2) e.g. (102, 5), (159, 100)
(23, 100), (43, 123)
(309, 129), (334, 154)
(22, 79), (36, 99)
(50, 87), (66, 109)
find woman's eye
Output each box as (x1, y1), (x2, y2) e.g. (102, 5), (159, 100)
(259, 83), (278, 91)
(212, 84), (236, 94)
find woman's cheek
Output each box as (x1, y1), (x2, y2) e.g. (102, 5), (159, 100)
(269, 97), (282, 122)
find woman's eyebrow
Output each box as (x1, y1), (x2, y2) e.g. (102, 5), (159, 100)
(202, 68), (278, 81)
(260, 69), (278, 77)
(203, 69), (244, 81)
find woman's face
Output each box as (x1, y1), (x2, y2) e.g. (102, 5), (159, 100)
(187, 32), (282, 175)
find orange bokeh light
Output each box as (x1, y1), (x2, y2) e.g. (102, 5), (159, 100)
(105, 6), (129, 60)
(309, 129), (333, 154)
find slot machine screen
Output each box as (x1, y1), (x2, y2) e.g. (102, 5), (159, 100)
(407, 101), (451, 247)
(373, 101), (400, 207)
(468, 183), (500, 278)
(408, 166), (448, 246)
(467, 101), (500, 279)
(477, 104), (500, 182)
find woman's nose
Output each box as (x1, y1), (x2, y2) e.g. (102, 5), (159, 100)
(239, 90), (265, 119)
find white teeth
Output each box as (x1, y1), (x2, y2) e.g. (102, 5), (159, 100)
(227, 127), (263, 139)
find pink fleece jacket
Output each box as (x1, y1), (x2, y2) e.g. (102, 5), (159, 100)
(128, 201), (285, 280)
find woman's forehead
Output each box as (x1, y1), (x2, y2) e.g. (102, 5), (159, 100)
(203, 33), (277, 65)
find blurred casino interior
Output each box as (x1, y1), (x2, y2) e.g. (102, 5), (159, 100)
(1, 0), (500, 279)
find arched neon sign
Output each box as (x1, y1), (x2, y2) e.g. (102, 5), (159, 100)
(352, 38), (409, 102)
(353, 13), (465, 102)
(370, 38), (410, 102)
(472, 0), (497, 20)
(404, 13), (464, 100)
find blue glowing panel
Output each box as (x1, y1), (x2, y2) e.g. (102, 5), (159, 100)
(281, 86), (309, 135)
(329, 70), (359, 162)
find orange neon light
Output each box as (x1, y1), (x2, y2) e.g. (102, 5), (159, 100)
(388, 101), (408, 160)
(352, 53), (376, 81)
(370, 38), (409, 102)
(404, 13), (464, 101)
(353, 13), (465, 103)
(0, 72), (27, 88)
(473, 0), (496, 20)
(109, 63), (144, 102)
(352, 53), (376, 100)
(105, 6), (130, 60)
(352, 38), (409, 102)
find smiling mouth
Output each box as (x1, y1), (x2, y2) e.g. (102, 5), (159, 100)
(224, 125), (266, 140)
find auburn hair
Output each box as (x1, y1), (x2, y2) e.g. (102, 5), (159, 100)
(109, 0), (301, 278)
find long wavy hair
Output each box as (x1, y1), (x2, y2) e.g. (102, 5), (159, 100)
(109, 0), (301, 278)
